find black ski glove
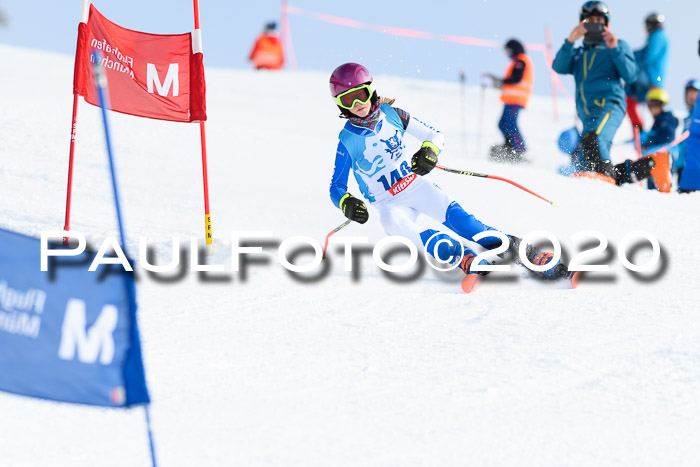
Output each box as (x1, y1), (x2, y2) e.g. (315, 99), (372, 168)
(411, 142), (439, 176)
(339, 193), (368, 224)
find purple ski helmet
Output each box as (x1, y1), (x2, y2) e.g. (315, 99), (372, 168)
(329, 63), (374, 97)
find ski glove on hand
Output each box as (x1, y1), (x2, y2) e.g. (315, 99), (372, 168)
(339, 193), (369, 224)
(411, 142), (439, 176)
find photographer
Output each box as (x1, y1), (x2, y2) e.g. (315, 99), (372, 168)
(553, 1), (657, 186)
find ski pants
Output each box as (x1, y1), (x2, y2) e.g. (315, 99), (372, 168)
(580, 104), (625, 162)
(498, 104), (526, 152)
(377, 179), (501, 262)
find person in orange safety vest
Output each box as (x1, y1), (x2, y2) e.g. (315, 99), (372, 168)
(249, 22), (284, 71)
(484, 39), (534, 162)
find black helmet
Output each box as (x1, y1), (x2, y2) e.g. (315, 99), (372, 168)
(645, 13), (665, 31)
(504, 39), (525, 57)
(579, 1), (610, 25)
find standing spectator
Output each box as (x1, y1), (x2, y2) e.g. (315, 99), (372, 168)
(679, 39), (700, 193)
(625, 13), (669, 131)
(640, 88), (678, 192)
(552, 1), (658, 187)
(675, 79), (700, 183)
(248, 22), (284, 71)
(484, 39), (534, 163)
(640, 88), (678, 152)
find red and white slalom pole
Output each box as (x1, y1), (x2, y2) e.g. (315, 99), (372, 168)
(642, 130), (689, 157)
(62, 0), (91, 245)
(193, 0), (214, 255)
(280, 0), (298, 70)
(544, 25), (559, 122)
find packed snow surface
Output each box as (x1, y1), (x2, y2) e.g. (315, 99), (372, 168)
(1, 45), (699, 466)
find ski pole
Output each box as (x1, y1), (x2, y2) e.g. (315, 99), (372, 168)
(322, 219), (352, 259)
(641, 130), (689, 156)
(459, 70), (467, 156)
(476, 81), (487, 157)
(436, 165), (558, 207)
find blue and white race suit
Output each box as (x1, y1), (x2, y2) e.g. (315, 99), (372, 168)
(329, 103), (500, 261)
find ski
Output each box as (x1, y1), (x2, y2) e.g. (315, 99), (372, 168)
(460, 274), (481, 294)
(461, 271), (583, 294)
(569, 271), (583, 289)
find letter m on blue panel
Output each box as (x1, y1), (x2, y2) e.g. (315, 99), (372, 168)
(0, 228), (149, 408)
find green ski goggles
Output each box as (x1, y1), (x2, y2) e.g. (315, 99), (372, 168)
(334, 83), (374, 110)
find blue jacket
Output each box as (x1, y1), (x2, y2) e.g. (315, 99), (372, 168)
(329, 104), (444, 207)
(634, 29), (669, 89)
(676, 103), (696, 170)
(641, 110), (678, 149)
(553, 39), (638, 119)
(679, 94), (700, 190)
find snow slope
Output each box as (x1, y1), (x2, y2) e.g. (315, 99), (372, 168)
(1, 44), (699, 467)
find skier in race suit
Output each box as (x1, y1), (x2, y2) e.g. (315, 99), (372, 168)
(327, 62), (568, 279)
